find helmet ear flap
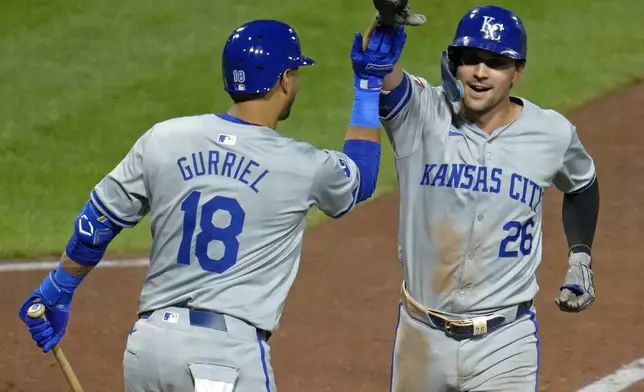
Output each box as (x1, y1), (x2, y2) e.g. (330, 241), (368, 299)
(440, 50), (464, 102)
(446, 47), (458, 75)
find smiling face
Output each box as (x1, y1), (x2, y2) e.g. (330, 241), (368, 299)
(452, 47), (525, 115)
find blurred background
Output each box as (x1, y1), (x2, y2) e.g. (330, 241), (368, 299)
(2, 0), (642, 260)
(2, 2), (644, 391)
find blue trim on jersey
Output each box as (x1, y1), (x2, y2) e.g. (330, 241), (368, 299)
(343, 140), (381, 204)
(258, 338), (271, 392)
(528, 311), (540, 391)
(91, 189), (137, 228)
(217, 113), (260, 126)
(389, 301), (402, 392)
(380, 73), (412, 121)
(333, 187), (359, 219)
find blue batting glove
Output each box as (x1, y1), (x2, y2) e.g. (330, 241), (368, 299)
(350, 33), (383, 92)
(349, 25), (406, 129)
(19, 294), (70, 352)
(17, 265), (82, 352)
(350, 25), (407, 89)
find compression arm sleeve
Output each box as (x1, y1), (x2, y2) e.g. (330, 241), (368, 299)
(562, 178), (600, 256)
(342, 140), (381, 203)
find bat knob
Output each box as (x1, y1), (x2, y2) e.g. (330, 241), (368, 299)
(27, 303), (46, 319)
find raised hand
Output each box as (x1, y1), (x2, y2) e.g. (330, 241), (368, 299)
(350, 25), (407, 91)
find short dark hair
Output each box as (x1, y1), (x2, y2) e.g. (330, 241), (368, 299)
(227, 91), (269, 103)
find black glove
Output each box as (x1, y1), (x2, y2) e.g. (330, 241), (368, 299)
(372, 0), (426, 27)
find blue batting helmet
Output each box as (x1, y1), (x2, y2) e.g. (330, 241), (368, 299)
(448, 5), (527, 61)
(221, 20), (316, 94)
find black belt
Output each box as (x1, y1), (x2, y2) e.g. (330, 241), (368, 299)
(427, 300), (533, 340)
(139, 308), (271, 342)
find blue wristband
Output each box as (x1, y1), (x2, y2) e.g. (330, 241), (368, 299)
(38, 263), (84, 306)
(350, 86), (381, 129)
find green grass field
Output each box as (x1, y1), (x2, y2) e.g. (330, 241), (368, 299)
(1, 0), (643, 259)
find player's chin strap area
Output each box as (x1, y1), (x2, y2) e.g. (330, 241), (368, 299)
(400, 282), (532, 340)
(440, 50), (464, 102)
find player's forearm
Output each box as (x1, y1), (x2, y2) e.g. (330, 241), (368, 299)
(348, 76), (381, 132)
(345, 22), (404, 202)
(382, 64), (404, 92)
(30, 199), (125, 311)
(562, 178), (600, 255)
(344, 81), (382, 203)
(34, 199), (123, 305)
(346, 126), (380, 143)
(61, 251), (95, 278)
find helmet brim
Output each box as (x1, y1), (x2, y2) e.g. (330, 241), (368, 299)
(449, 37), (525, 61)
(298, 56), (316, 66)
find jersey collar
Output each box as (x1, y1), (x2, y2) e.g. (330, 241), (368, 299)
(460, 96), (526, 140)
(214, 113), (279, 137)
(216, 113), (261, 126)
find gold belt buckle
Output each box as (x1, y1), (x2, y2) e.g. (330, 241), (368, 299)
(401, 282), (491, 337)
(445, 317), (488, 337)
(443, 319), (456, 334)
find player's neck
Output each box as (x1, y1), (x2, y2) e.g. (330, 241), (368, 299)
(226, 103), (279, 130)
(463, 98), (522, 135)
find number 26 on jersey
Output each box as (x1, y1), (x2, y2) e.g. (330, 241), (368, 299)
(498, 218), (535, 258)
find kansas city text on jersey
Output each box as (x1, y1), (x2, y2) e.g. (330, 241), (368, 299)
(420, 163), (544, 211)
(177, 150), (269, 193)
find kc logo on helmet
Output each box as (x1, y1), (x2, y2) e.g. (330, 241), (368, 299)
(480, 16), (504, 41)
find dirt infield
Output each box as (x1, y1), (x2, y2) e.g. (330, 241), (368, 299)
(2, 82), (644, 392)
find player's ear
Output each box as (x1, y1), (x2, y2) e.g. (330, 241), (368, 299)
(278, 71), (288, 94)
(279, 68), (299, 95)
(279, 70), (291, 95)
(512, 60), (526, 85)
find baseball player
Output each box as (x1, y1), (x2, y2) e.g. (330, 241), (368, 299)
(361, 3), (601, 391)
(17, 20), (406, 391)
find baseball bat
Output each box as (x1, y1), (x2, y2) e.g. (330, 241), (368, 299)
(26, 303), (85, 392)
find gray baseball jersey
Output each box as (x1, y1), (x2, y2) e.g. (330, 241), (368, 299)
(91, 113), (360, 332)
(381, 72), (596, 314)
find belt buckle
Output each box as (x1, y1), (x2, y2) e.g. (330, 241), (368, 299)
(442, 318), (467, 337)
(444, 317), (488, 338)
(443, 319), (456, 336)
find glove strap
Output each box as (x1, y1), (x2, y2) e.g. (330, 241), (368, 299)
(38, 263), (84, 306)
(569, 252), (592, 268)
(354, 74), (383, 91)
